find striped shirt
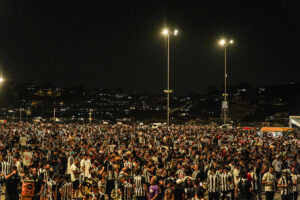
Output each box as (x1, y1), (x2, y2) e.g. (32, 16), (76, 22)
(143, 168), (152, 184)
(124, 161), (133, 169)
(176, 169), (185, 179)
(46, 180), (56, 200)
(219, 173), (232, 191)
(278, 176), (291, 195)
(120, 181), (133, 200)
(6, 155), (14, 168)
(61, 182), (73, 200)
(208, 174), (220, 193)
(1, 162), (10, 176)
(133, 174), (146, 197)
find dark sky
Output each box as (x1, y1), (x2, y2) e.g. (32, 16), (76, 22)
(0, 0), (299, 94)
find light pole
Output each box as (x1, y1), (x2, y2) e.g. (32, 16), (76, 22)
(19, 108), (23, 122)
(162, 28), (178, 126)
(89, 109), (93, 124)
(53, 107), (56, 122)
(219, 39), (234, 124)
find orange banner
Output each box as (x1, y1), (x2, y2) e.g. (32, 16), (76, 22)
(260, 127), (293, 132)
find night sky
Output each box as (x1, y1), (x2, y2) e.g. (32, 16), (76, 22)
(0, 0), (299, 94)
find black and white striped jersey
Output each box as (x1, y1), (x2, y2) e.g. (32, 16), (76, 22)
(61, 182), (73, 200)
(46, 179), (56, 200)
(123, 161), (133, 169)
(278, 176), (292, 195)
(143, 168), (152, 184)
(176, 169), (185, 179)
(1, 161), (11, 176)
(208, 174), (220, 193)
(6, 155), (14, 168)
(219, 173), (232, 192)
(120, 181), (133, 200)
(40, 170), (50, 182)
(133, 174), (146, 197)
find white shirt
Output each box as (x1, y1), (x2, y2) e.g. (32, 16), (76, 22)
(233, 168), (240, 185)
(22, 152), (32, 167)
(84, 159), (91, 178)
(20, 136), (27, 146)
(80, 159), (86, 176)
(15, 161), (22, 174)
(70, 164), (79, 182)
(67, 156), (74, 175)
(272, 159), (282, 172)
(262, 172), (276, 192)
(291, 173), (299, 192)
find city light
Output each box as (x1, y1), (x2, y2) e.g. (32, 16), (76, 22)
(162, 29), (169, 36)
(162, 28), (178, 36)
(174, 29), (178, 36)
(219, 39), (226, 46)
(219, 39), (234, 46)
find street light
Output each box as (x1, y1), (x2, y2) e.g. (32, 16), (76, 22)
(161, 28), (178, 126)
(0, 77), (4, 83)
(219, 38), (234, 124)
(89, 109), (93, 124)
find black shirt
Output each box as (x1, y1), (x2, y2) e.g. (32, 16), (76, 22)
(31, 175), (43, 195)
(6, 174), (20, 193)
(238, 179), (252, 200)
(82, 177), (98, 195)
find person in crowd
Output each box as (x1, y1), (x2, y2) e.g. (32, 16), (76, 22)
(220, 167), (232, 200)
(207, 168), (220, 200)
(70, 160), (80, 199)
(133, 167), (148, 200)
(290, 167), (299, 200)
(262, 166), (276, 200)
(277, 169), (292, 200)
(5, 166), (20, 200)
(235, 171), (252, 200)
(80, 171), (98, 200)
(118, 174), (133, 200)
(148, 176), (159, 200)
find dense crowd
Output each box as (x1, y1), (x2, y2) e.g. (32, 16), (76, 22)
(0, 122), (299, 200)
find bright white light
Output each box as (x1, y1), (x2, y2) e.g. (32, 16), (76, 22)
(0, 77), (4, 83)
(162, 29), (169, 35)
(230, 40), (234, 44)
(174, 29), (178, 36)
(219, 39), (226, 46)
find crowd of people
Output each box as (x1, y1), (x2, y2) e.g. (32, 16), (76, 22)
(0, 122), (299, 200)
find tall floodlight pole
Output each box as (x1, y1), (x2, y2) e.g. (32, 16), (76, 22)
(162, 28), (178, 126)
(53, 107), (56, 121)
(20, 108), (22, 122)
(219, 39), (234, 124)
(89, 109), (93, 124)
